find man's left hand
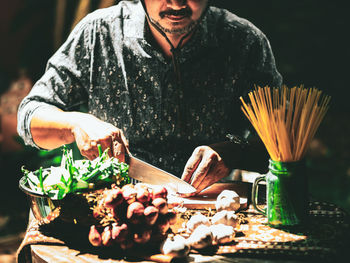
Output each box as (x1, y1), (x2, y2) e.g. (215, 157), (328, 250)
(181, 146), (230, 196)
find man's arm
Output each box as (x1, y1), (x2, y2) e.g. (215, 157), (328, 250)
(17, 15), (91, 147)
(30, 106), (129, 161)
(17, 15), (128, 161)
(30, 107), (75, 150)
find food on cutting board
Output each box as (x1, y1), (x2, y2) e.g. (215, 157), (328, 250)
(215, 189), (240, 211)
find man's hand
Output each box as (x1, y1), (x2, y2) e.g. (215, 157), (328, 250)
(71, 113), (129, 161)
(31, 107), (129, 162)
(181, 146), (230, 196)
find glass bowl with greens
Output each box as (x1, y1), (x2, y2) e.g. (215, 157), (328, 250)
(19, 145), (130, 224)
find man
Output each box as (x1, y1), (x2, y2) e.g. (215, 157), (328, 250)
(17, 0), (282, 194)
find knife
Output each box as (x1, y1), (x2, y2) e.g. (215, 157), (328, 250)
(126, 155), (196, 194)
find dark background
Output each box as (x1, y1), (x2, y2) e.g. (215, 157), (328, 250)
(0, 0), (349, 244)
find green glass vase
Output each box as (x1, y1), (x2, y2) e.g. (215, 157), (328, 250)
(252, 159), (309, 227)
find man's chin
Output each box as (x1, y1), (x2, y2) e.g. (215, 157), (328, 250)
(155, 20), (198, 35)
(164, 25), (189, 34)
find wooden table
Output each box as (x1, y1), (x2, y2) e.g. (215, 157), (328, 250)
(31, 244), (306, 263)
(22, 183), (349, 263)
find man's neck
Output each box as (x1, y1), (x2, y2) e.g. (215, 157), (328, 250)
(148, 22), (193, 57)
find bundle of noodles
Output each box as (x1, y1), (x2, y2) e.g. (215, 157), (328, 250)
(240, 85), (331, 162)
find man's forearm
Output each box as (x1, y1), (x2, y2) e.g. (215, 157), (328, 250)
(30, 107), (76, 150)
(210, 138), (269, 174)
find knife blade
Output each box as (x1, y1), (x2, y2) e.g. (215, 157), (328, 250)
(126, 155), (196, 194)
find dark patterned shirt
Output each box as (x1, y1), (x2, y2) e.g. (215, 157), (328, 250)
(17, 0), (282, 175)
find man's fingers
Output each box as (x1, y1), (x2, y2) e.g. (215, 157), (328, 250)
(194, 154), (230, 194)
(120, 132), (130, 152)
(73, 119), (128, 161)
(110, 129), (128, 162)
(81, 143), (99, 160)
(190, 157), (213, 189)
(97, 137), (113, 157)
(121, 135), (131, 156)
(193, 167), (218, 193)
(181, 154), (201, 182)
(113, 141), (125, 162)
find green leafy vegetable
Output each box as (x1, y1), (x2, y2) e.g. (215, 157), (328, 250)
(22, 145), (130, 200)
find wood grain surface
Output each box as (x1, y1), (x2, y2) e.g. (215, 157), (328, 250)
(168, 182), (249, 209)
(31, 244), (305, 263)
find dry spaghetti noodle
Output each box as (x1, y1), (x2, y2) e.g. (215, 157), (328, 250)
(240, 86), (331, 162)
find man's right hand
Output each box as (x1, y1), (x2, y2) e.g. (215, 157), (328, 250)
(30, 108), (129, 162)
(71, 113), (129, 161)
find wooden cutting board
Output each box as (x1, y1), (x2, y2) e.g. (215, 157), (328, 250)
(169, 196), (248, 210)
(168, 182), (249, 210)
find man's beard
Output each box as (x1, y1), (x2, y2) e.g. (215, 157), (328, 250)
(149, 16), (199, 35)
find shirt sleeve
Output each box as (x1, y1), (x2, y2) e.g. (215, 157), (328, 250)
(245, 31), (283, 94)
(232, 27), (283, 136)
(17, 17), (94, 148)
(230, 30), (282, 172)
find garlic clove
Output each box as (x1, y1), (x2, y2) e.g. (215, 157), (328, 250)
(211, 210), (238, 228)
(160, 234), (190, 257)
(186, 212), (210, 233)
(215, 190), (240, 211)
(209, 224), (235, 245)
(186, 224), (213, 249)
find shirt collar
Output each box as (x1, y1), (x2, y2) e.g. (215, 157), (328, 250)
(123, 1), (146, 39)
